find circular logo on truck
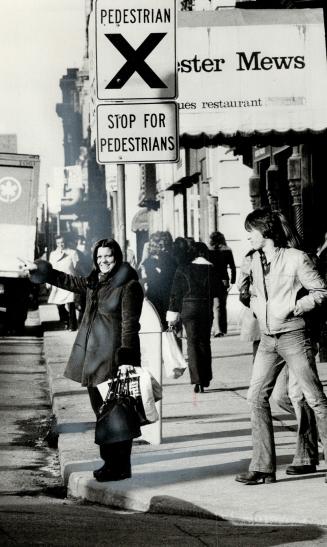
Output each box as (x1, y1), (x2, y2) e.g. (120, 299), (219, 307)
(0, 176), (22, 203)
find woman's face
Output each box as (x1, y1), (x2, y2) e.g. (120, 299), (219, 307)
(97, 246), (116, 273)
(248, 228), (266, 250)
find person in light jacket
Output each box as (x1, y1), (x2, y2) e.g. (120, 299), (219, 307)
(48, 234), (78, 331)
(167, 241), (216, 393)
(27, 238), (144, 483)
(238, 245), (319, 477)
(235, 207), (327, 486)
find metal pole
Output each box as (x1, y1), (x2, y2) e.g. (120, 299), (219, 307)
(117, 164), (126, 259)
(45, 183), (50, 260)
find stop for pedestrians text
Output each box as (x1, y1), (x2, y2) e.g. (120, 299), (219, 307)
(107, 113), (166, 129)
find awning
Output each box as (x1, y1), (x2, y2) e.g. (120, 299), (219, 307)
(166, 172), (200, 192)
(177, 9), (327, 146)
(131, 208), (149, 232)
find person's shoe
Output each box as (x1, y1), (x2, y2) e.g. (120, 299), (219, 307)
(95, 468), (131, 482)
(285, 464), (317, 475)
(93, 464), (107, 479)
(194, 384), (200, 393)
(235, 471), (276, 485)
(325, 473), (327, 484)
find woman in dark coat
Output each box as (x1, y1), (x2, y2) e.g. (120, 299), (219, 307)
(140, 231), (177, 329)
(28, 238), (144, 482)
(209, 231), (236, 337)
(167, 242), (216, 393)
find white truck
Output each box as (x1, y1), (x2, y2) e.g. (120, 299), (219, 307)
(0, 152), (40, 334)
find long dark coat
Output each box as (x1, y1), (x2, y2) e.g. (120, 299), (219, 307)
(142, 252), (177, 327)
(47, 262), (144, 387)
(209, 245), (236, 286)
(169, 261), (215, 387)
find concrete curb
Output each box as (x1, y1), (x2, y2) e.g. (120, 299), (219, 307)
(67, 470), (327, 526)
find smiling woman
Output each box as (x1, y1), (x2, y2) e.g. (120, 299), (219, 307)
(27, 237), (144, 482)
(97, 247), (116, 274)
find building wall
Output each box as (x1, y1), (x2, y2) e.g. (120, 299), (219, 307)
(210, 147), (253, 262)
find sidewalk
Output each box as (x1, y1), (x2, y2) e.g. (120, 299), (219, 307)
(40, 304), (327, 525)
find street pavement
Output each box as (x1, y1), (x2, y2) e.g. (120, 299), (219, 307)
(39, 304), (327, 526)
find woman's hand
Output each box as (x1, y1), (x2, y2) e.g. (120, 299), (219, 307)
(18, 257), (37, 277)
(118, 364), (135, 376)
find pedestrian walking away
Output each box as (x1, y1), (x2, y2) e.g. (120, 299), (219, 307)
(209, 231), (236, 337)
(167, 241), (216, 393)
(26, 238), (144, 482)
(140, 231), (177, 330)
(235, 207), (327, 486)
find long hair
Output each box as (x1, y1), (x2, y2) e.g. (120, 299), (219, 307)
(274, 211), (302, 250)
(210, 231), (227, 247)
(189, 241), (210, 261)
(245, 207), (302, 249)
(92, 238), (123, 271)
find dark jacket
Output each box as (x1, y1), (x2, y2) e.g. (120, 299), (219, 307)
(47, 261), (144, 386)
(141, 252), (177, 323)
(209, 245), (236, 287)
(238, 250), (256, 308)
(169, 260), (215, 322)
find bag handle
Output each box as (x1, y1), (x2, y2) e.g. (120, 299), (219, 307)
(103, 370), (122, 404)
(102, 367), (139, 405)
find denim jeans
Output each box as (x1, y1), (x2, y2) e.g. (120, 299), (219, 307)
(247, 329), (327, 473)
(272, 366), (319, 466)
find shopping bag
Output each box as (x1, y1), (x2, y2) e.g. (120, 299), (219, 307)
(95, 373), (141, 445)
(149, 373), (162, 403)
(162, 328), (187, 379)
(137, 368), (160, 424)
(127, 371), (153, 426)
(239, 307), (261, 342)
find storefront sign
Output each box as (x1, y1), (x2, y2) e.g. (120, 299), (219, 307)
(178, 9), (327, 136)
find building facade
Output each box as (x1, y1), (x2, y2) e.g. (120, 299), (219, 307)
(55, 0), (327, 333)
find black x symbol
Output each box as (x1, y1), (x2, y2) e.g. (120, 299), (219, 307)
(105, 33), (167, 89)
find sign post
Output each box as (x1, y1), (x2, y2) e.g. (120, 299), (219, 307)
(90, 2), (179, 444)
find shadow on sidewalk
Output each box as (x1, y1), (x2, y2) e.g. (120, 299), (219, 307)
(134, 445), (253, 466)
(165, 424), (289, 444)
(278, 471), (327, 484)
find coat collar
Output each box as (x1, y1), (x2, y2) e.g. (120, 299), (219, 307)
(88, 262), (138, 290)
(192, 257), (213, 266)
